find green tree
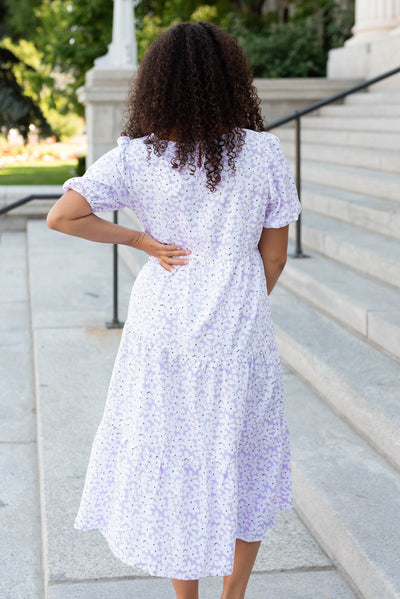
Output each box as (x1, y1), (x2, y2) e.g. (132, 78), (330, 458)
(292, 0), (355, 54)
(1, 0), (42, 40)
(0, 47), (51, 140)
(32, 0), (113, 117)
(0, 0), (52, 139)
(1, 0), (355, 124)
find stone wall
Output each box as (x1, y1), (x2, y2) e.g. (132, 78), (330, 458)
(255, 78), (362, 125)
(79, 72), (360, 167)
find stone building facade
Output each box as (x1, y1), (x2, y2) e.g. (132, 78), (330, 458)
(328, 0), (400, 88)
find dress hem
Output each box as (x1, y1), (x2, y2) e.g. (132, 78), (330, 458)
(73, 503), (294, 579)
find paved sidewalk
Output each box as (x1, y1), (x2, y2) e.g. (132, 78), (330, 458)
(0, 231), (44, 599)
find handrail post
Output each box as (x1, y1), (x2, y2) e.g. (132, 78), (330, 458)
(106, 210), (124, 329)
(292, 116), (308, 259)
(295, 116), (301, 256)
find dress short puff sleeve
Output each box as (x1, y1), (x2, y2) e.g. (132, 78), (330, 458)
(62, 136), (132, 212)
(263, 134), (302, 229)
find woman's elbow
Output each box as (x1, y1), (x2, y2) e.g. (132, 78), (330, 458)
(46, 209), (65, 231)
(275, 257), (287, 275)
(265, 253), (287, 270)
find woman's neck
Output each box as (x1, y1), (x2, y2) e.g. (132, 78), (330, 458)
(167, 125), (237, 142)
(168, 126), (178, 141)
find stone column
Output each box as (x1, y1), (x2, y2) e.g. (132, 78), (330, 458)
(94, 0), (138, 69)
(77, 0), (138, 166)
(77, 70), (134, 166)
(390, 0), (400, 35)
(346, 0), (400, 45)
(327, 0), (400, 87)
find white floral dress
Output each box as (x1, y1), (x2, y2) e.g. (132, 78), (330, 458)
(63, 128), (302, 580)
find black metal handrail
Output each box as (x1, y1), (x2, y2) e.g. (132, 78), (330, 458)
(264, 65), (400, 257)
(106, 210), (123, 329)
(0, 194), (61, 215)
(0, 194), (124, 328)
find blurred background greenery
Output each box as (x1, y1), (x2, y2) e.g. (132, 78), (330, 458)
(0, 0), (354, 183)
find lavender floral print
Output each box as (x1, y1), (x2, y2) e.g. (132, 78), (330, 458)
(63, 129), (302, 580)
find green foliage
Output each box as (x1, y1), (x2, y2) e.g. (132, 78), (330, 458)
(1, 0), (42, 40)
(0, 46), (51, 140)
(0, 0), (355, 129)
(135, 0), (354, 78)
(45, 109), (83, 141)
(76, 154), (86, 176)
(0, 36), (80, 141)
(291, 0), (355, 53)
(227, 14), (326, 77)
(135, 4), (225, 62)
(33, 0), (113, 117)
(227, 0), (354, 77)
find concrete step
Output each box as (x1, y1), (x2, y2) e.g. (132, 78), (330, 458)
(345, 91), (400, 105)
(319, 103), (400, 117)
(0, 186), (61, 231)
(272, 284), (400, 472)
(287, 158), (400, 202)
(281, 139), (400, 174)
(278, 365), (400, 599)
(27, 220), (355, 598)
(280, 248), (400, 361)
(27, 219), (136, 597)
(27, 217), (134, 330)
(48, 569), (359, 599)
(0, 232), (44, 599)
(293, 211), (400, 289)
(301, 115), (400, 132)
(300, 182), (400, 241)
(0, 185), (62, 205)
(277, 126), (400, 151)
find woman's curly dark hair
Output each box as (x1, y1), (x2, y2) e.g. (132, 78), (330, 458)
(121, 21), (265, 192)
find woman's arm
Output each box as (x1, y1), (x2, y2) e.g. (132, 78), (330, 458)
(47, 189), (141, 245)
(258, 225), (289, 294)
(47, 189), (191, 271)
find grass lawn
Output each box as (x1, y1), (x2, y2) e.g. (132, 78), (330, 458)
(0, 161), (77, 185)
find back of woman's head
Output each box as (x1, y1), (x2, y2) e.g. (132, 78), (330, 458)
(122, 21), (264, 191)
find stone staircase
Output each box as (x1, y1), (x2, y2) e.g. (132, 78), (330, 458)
(268, 88), (400, 599)
(1, 87), (399, 598)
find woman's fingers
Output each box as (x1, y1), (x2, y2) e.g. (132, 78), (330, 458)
(159, 254), (190, 271)
(158, 247), (191, 256)
(164, 256), (190, 265)
(143, 235), (192, 270)
(159, 258), (175, 272)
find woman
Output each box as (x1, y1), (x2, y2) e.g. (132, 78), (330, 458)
(47, 21), (301, 599)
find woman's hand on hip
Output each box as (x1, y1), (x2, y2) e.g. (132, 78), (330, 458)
(46, 190), (190, 273)
(132, 231), (191, 272)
